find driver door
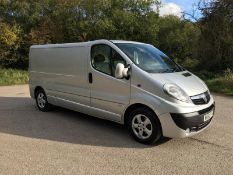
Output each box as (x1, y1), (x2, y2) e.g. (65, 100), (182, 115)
(89, 44), (130, 122)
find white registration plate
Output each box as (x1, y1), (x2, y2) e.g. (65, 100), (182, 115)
(204, 110), (214, 122)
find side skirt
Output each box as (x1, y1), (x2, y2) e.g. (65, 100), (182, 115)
(47, 95), (123, 124)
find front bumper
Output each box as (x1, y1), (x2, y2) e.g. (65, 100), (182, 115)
(158, 103), (215, 138)
(170, 104), (215, 132)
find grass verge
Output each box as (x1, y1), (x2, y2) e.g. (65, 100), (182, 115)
(0, 69), (28, 86)
(197, 70), (233, 96)
(205, 77), (233, 96)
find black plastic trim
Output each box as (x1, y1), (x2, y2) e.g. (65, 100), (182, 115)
(170, 104), (215, 131)
(191, 91), (211, 105)
(182, 72), (192, 77)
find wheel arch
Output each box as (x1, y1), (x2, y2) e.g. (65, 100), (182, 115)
(34, 86), (45, 98)
(123, 103), (160, 126)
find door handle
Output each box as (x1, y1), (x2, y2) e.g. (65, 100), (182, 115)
(88, 73), (93, 83)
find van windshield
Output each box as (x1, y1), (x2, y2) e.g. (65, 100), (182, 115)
(116, 43), (183, 73)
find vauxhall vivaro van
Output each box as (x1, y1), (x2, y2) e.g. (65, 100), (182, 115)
(29, 40), (215, 144)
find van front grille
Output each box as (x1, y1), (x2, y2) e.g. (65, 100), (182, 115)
(191, 91), (210, 105)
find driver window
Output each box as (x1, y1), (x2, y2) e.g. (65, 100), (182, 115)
(91, 45), (111, 75)
(91, 44), (126, 77)
(112, 49), (126, 76)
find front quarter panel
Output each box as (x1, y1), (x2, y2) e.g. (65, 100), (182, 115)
(129, 85), (163, 115)
(126, 64), (166, 117)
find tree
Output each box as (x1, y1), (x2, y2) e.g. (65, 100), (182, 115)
(0, 22), (22, 68)
(2, 0), (231, 74)
(197, 0), (233, 72)
(0, 0), (161, 69)
(157, 15), (200, 67)
(78, 0), (160, 43)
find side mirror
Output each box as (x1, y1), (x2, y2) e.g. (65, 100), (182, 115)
(115, 63), (129, 79)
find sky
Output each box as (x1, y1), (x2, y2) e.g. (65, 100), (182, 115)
(159, 0), (201, 19)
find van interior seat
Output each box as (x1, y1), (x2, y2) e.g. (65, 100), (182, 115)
(93, 54), (111, 75)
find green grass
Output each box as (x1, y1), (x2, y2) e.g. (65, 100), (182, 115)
(194, 70), (233, 96)
(205, 77), (233, 96)
(204, 70), (233, 96)
(0, 69), (29, 86)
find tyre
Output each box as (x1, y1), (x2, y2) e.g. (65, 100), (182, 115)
(35, 89), (52, 112)
(128, 107), (162, 144)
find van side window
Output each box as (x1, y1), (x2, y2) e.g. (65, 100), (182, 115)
(91, 44), (126, 77)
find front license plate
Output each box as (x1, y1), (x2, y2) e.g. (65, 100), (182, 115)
(204, 110), (214, 122)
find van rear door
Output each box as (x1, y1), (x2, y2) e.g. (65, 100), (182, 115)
(30, 45), (91, 110)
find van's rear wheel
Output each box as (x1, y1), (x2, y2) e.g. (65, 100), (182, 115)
(128, 107), (162, 144)
(35, 89), (52, 112)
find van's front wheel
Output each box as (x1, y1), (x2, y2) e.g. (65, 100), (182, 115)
(35, 89), (52, 112)
(128, 107), (162, 144)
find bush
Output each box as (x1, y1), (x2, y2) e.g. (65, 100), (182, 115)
(194, 70), (216, 80)
(0, 69), (28, 86)
(205, 69), (233, 96)
(182, 58), (200, 71)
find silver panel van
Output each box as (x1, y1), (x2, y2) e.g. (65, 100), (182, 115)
(29, 40), (215, 144)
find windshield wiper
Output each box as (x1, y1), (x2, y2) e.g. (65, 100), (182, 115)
(161, 67), (180, 73)
(171, 67), (180, 72)
(161, 69), (173, 73)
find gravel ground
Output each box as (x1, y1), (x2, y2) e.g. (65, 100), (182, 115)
(0, 85), (232, 175)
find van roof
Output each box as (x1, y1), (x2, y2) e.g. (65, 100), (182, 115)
(30, 42), (88, 49)
(110, 40), (145, 44)
(30, 40), (145, 49)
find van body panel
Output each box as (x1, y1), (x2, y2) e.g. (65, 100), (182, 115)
(130, 64), (168, 103)
(158, 112), (212, 138)
(159, 95), (215, 114)
(29, 45), (90, 106)
(150, 72), (207, 96)
(88, 41), (131, 122)
(29, 40), (215, 140)
(47, 94), (121, 123)
(89, 70), (130, 115)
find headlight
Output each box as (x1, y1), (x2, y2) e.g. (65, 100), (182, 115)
(163, 83), (191, 103)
